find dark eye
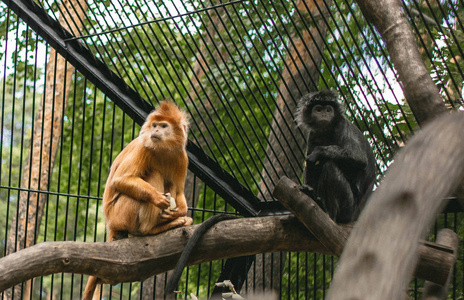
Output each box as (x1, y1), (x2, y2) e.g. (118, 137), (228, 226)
(152, 123), (157, 128)
(162, 124), (168, 128)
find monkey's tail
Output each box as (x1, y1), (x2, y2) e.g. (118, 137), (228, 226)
(165, 214), (238, 294)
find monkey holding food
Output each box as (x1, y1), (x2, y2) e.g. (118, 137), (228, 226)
(84, 101), (193, 299)
(296, 90), (376, 223)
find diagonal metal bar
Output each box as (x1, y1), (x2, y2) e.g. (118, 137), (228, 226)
(3, 0), (261, 217)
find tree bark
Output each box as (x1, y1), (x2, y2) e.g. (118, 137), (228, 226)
(421, 229), (458, 300)
(355, 0), (447, 126)
(327, 112), (464, 299)
(0, 215), (456, 293)
(4, 1), (88, 299)
(273, 176), (350, 256)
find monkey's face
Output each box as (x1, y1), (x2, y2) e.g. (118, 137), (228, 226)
(150, 121), (173, 143)
(141, 101), (189, 150)
(311, 104), (335, 126)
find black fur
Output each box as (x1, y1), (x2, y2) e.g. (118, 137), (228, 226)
(165, 214), (238, 294)
(296, 90), (376, 223)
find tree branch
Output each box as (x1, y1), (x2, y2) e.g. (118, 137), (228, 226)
(355, 0), (447, 125)
(0, 216), (326, 292)
(272, 176), (457, 286)
(273, 176), (349, 256)
(421, 229), (458, 300)
(327, 112), (464, 299)
(0, 212), (456, 292)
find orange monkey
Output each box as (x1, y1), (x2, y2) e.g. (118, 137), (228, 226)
(83, 101), (193, 300)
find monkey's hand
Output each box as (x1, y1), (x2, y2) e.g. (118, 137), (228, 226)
(163, 193), (177, 210)
(299, 184), (316, 199)
(152, 192), (171, 210)
(160, 207), (187, 221)
(306, 146), (327, 165)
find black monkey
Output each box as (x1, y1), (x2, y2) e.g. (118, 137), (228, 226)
(295, 90), (376, 223)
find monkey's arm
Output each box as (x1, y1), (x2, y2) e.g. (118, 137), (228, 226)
(111, 174), (170, 209)
(161, 170), (189, 220)
(307, 144), (368, 170)
(110, 147), (170, 209)
(109, 140), (170, 209)
(161, 193), (188, 221)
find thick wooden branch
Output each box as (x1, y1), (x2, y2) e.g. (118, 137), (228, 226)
(421, 229), (459, 300)
(327, 112), (464, 299)
(0, 213), (456, 292)
(0, 216), (328, 292)
(355, 0), (447, 125)
(272, 176), (456, 286)
(273, 176), (350, 256)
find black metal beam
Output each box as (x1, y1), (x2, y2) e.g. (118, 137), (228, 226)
(4, 0), (261, 217)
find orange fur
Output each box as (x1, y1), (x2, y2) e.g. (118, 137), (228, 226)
(83, 101), (192, 300)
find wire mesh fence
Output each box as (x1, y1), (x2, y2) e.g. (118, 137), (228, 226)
(0, 0), (463, 299)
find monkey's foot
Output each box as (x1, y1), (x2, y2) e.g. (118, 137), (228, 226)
(147, 217), (193, 235)
(112, 230), (129, 241)
(183, 216), (193, 226)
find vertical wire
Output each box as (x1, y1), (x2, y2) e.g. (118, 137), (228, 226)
(103, 96), (119, 300)
(50, 50), (72, 300)
(0, 12), (11, 288)
(304, 252), (308, 299)
(10, 13), (20, 256)
(295, 252), (300, 298)
(64, 67), (79, 298)
(94, 94), (108, 242)
(19, 23), (35, 300)
(83, 84), (97, 243)
(313, 253), (317, 299)
(76, 78), (88, 299)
